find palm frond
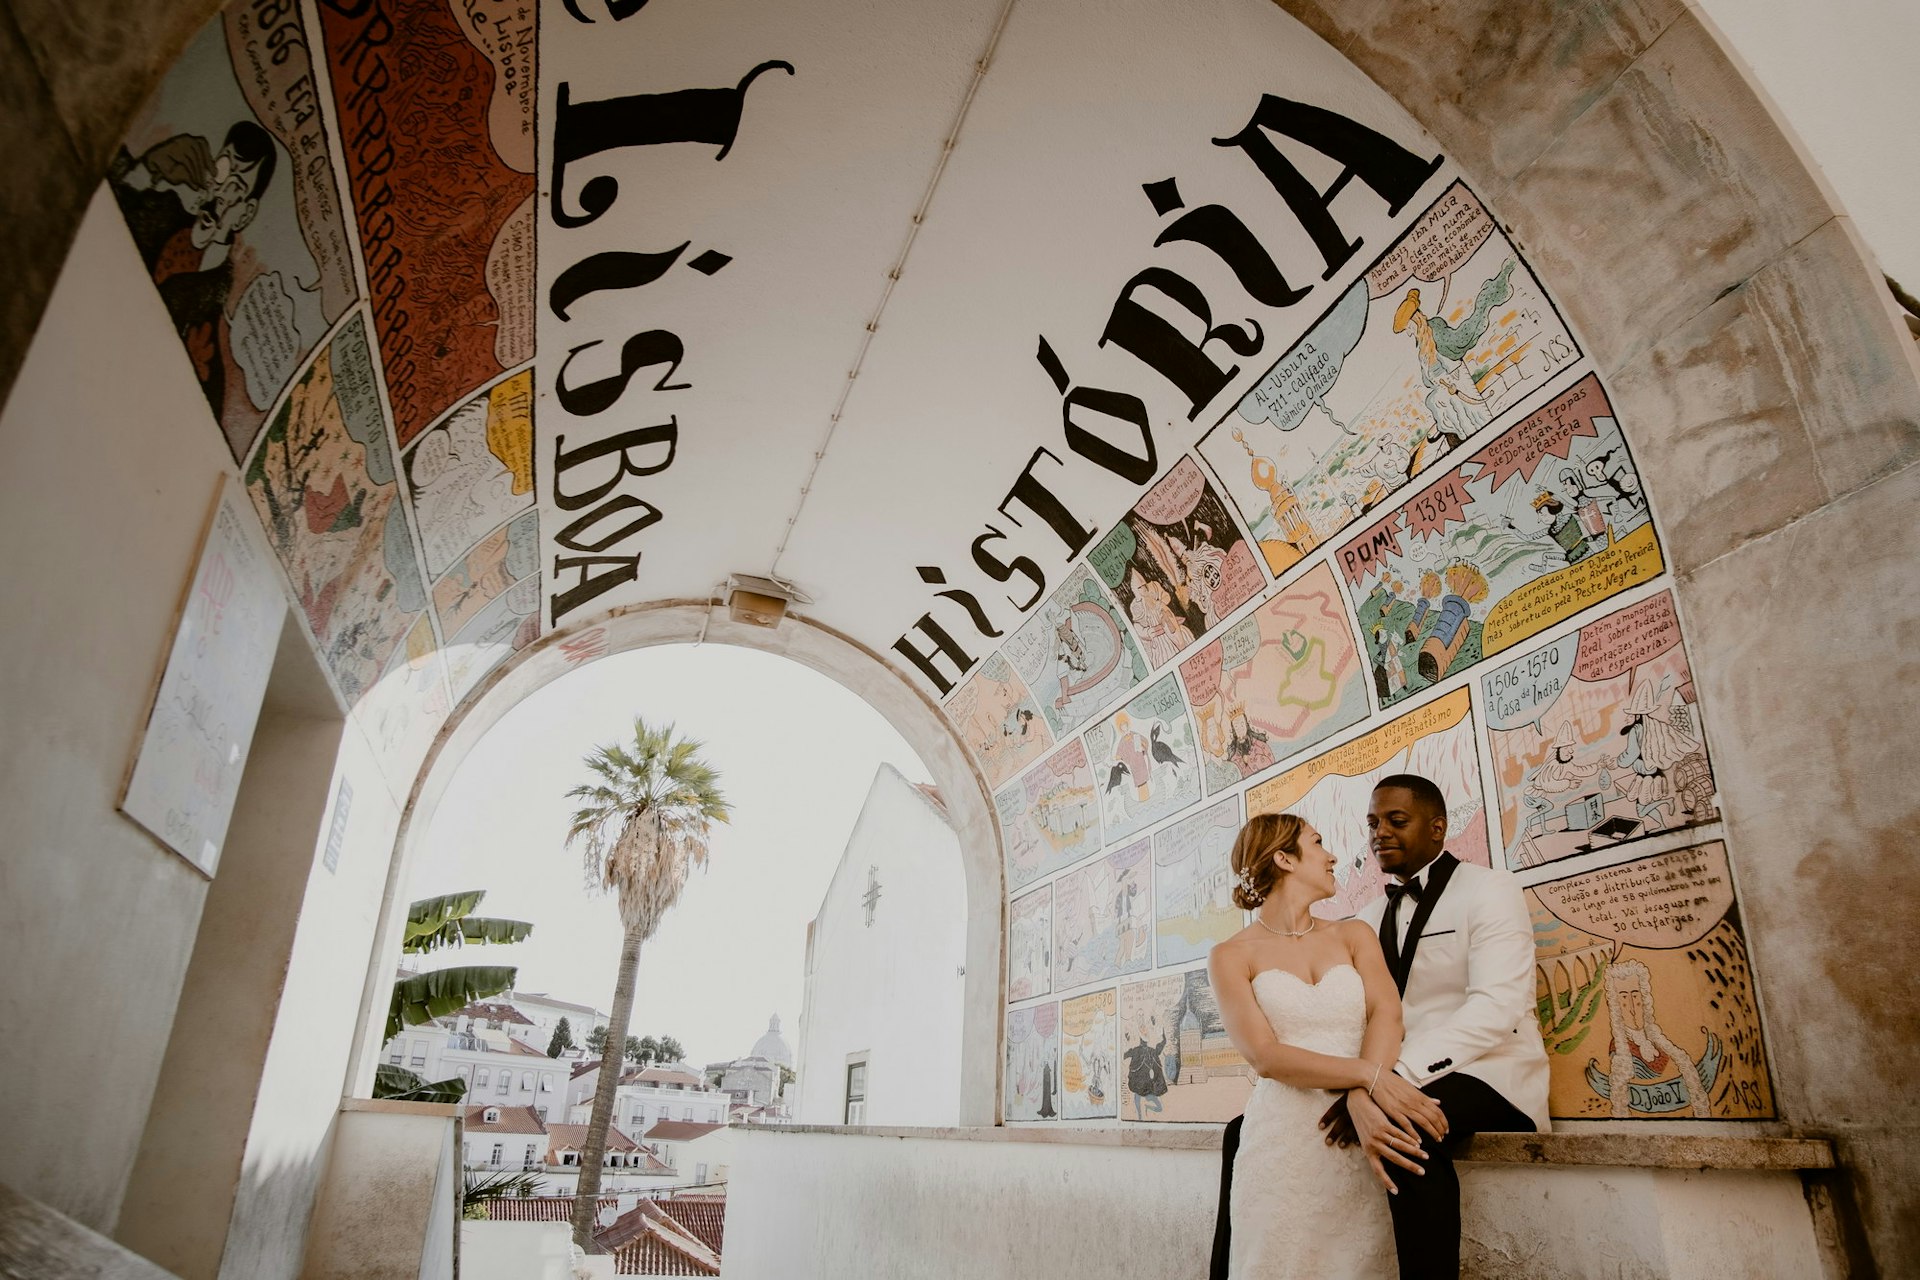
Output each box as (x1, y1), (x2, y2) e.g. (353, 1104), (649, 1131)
(374, 1064), (470, 1104)
(386, 964), (518, 1042)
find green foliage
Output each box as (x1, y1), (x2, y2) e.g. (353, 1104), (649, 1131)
(585, 1025), (608, 1055)
(778, 1064), (795, 1088)
(403, 889), (533, 955)
(626, 1035), (650, 1066)
(547, 1016), (575, 1058)
(656, 1036), (685, 1065)
(373, 1064), (469, 1104)
(386, 964), (519, 1043)
(462, 1169), (542, 1217)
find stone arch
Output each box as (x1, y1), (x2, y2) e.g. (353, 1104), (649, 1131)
(348, 601), (1005, 1126)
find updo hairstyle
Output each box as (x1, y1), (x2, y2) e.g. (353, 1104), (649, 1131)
(1230, 812), (1306, 910)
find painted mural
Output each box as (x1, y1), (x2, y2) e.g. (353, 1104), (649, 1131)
(1337, 375), (1662, 708)
(113, 8), (357, 463)
(948, 654), (1056, 791)
(404, 371), (536, 579)
(1152, 796), (1243, 969)
(433, 509), (542, 700)
(1247, 690), (1488, 921)
(1529, 842), (1772, 1119)
(1060, 989), (1119, 1120)
(1179, 562), (1369, 794)
(318, 0), (536, 446)
(1008, 885), (1053, 1003)
(1004, 1002), (1061, 1122)
(997, 564), (1149, 739)
(1198, 182), (1579, 577)
(1052, 839), (1152, 993)
(1088, 458), (1266, 667)
(1084, 675), (1202, 845)
(995, 739), (1103, 893)
(359, 614), (453, 783)
(244, 316), (424, 702)
(1119, 969), (1256, 1123)
(1485, 591), (1719, 872)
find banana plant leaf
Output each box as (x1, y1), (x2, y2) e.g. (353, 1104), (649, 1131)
(386, 964), (518, 1041)
(403, 891), (534, 955)
(373, 1064), (469, 1104)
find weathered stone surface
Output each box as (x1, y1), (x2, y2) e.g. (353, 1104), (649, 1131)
(1503, 10), (1835, 374)
(7, 0), (223, 179)
(0, 5), (95, 417)
(1343, 0), (1683, 191)
(1681, 458), (1920, 1129)
(0, 1182), (180, 1279)
(1272, 0), (1389, 57)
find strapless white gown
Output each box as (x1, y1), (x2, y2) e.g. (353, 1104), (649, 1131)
(1229, 964), (1396, 1278)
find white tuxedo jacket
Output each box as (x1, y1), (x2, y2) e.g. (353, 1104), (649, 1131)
(1357, 855), (1551, 1132)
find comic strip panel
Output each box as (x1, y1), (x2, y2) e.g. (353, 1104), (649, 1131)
(995, 739), (1103, 893)
(1247, 689), (1488, 921)
(1004, 1002), (1062, 1121)
(1051, 839), (1152, 993)
(1084, 675), (1203, 846)
(319, 0), (536, 445)
(1179, 561), (1369, 795)
(1008, 885), (1054, 1003)
(1061, 989), (1119, 1120)
(1485, 592), (1719, 873)
(1529, 843), (1773, 1119)
(245, 315), (424, 703)
(356, 613), (452, 785)
(1337, 374), (1663, 708)
(1199, 182), (1579, 576)
(1152, 795), (1243, 968)
(1118, 969), (1255, 1123)
(112, 8), (357, 462)
(1000, 564), (1149, 740)
(404, 371), (535, 579)
(1089, 457), (1266, 669)
(949, 654), (1057, 791)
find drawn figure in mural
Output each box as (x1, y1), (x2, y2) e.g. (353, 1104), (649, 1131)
(1597, 959), (1711, 1118)
(1054, 615), (1089, 676)
(1392, 259), (1517, 451)
(1127, 568), (1197, 668)
(1577, 450), (1645, 523)
(1231, 427), (1319, 565)
(1038, 1062), (1057, 1119)
(1125, 1018), (1171, 1120)
(1211, 780), (1548, 1280)
(1502, 487), (1598, 571)
(1226, 704), (1275, 777)
(1615, 679), (1707, 831)
(1167, 528), (1228, 626)
(1518, 721), (1608, 866)
(108, 123), (276, 413)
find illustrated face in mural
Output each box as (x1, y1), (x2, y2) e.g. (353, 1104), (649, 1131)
(1367, 782), (1447, 880)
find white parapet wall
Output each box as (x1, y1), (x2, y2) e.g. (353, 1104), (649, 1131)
(461, 1222), (614, 1280)
(722, 1126), (1833, 1280)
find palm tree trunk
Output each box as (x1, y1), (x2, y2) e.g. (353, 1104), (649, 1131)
(570, 924), (644, 1252)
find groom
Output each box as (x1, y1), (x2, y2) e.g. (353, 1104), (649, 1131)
(1209, 773), (1548, 1279)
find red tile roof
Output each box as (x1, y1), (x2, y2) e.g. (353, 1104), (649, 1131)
(505, 1038), (558, 1058)
(642, 1120), (727, 1142)
(630, 1066), (705, 1087)
(455, 1001), (535, 1026)
(612, 1232), (719, 1276)
(482, 1196), (617, 1222)
(602, 1202), (721, 1276)
(545, 1123), (638, 1153)
(465, 1104), (547, 1135)
(658, 1199), (726, 1253)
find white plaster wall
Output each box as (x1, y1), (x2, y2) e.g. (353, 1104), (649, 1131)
(794, 767), (967, 1127)
(0, 187), (246, 1230)
(462, 1222), (614, 1280)
(1693, 0), (1920, 290)
(723, 1130), (1826, 1280)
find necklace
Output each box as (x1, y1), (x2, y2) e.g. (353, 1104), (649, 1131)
(1254, 913), (1316, 939)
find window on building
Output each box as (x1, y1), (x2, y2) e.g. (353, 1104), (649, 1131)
(386, 1048), (402, 1066)
(410, 1040), (428, 1068)
(682, 1106), (694, 1121)
(520, 1074), (532, 1091)
(456, 1065), (471, 1083)
(475, 1068), (489, 1088)
(523, 1147), (536, 1169)
(483, 1107), (500, 1124)
(497, 1071), (512, 1095)
(844, 1060), (867, 1124)
(708, 1108), (720, 1122)
(696, 1162), (708, 1185)
(541, 1074), (553, 1093)
(562, 1152), (578, 1167)
(536, 1107), (548, 1122)
(490, 1143), (503, 1165)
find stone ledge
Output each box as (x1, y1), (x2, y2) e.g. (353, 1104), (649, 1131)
(748, 1124), (1836, 1170)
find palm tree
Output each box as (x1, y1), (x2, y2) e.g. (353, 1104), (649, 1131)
(563, 717), (729, 1251)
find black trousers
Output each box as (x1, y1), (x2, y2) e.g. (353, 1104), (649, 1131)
(1210, 1073), (1534, 1280)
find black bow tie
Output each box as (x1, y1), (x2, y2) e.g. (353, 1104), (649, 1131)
(1386, 878), (1423, 905)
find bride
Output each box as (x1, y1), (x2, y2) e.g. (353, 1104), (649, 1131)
(1208, 812), (1446, 1278)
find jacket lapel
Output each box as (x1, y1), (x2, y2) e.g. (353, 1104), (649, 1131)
(1391, 852), (1458, 994)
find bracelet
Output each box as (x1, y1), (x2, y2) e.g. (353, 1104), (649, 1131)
(1367, 1062), (1383, 1096)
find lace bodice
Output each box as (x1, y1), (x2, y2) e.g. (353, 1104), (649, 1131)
(1249, 964), (1366, 1059)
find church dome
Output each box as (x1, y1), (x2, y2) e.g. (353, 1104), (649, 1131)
(749, 1014), (793, 1068)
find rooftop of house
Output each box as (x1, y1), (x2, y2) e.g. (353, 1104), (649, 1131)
(544, 1122), (639, 1153)
(510, 992), (608, 1018)
(465, 1104), (547, 1135)
(599, 1202), (721, 1275)
(643, 1119), (728, 1143)
(658, 1198), (726, 1254)
(453, 1001), (535, 1026)
(624, 1066), (707, 1089)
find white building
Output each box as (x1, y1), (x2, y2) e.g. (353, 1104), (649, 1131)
(567, 1064), (731, 1137)
(383, 1019), (569, 1122)
(639, 1120), (738, 1190)
(705, 1015), (795, 1111)
(506, 991), (611, 1052)
(795, 766), (966, 1126)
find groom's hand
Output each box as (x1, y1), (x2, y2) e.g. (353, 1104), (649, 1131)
(1346, 1090), (1428, 1194)
(1318, 1095), (1356, 1147)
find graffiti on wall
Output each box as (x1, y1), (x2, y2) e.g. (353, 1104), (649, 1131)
(1529, 842), (1772, 1119)
(1004, 1002), (1061, 1122)
(244, 315), (424, 702)
(1118, 968), (1256, 1123)
(1197, 182), (1578, 578)
(1052, 839), (1152, 992)
(1484, 591), (1718, 872)
(1179, 561), (1369, 794)
(113, 9), (357, 462)
(1248, 689), (1488, 921)
(1008, 885), (1053, 1003)
(1060, 988), (1119, 1120)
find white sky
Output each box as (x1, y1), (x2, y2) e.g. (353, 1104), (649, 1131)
(405, 643), (932, 1069)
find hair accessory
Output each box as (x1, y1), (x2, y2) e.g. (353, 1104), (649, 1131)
(1234, 865), (1265, 905)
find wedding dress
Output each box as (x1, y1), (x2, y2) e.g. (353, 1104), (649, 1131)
(1228, 964), (1396, 1278)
